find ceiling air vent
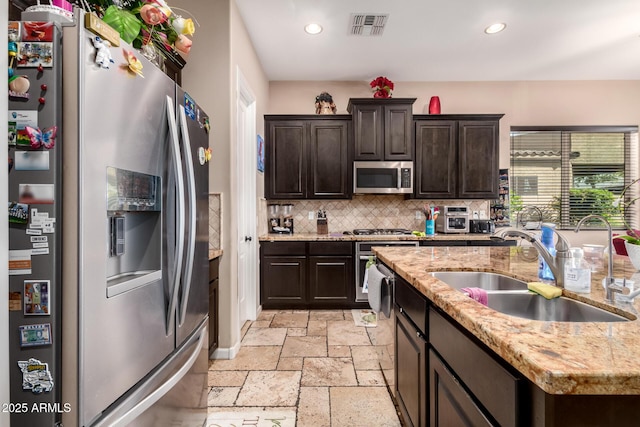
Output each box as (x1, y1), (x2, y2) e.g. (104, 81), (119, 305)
(350, 14), (388, 36)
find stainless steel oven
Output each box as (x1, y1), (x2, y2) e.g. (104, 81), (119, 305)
(355, 239), (419, 302)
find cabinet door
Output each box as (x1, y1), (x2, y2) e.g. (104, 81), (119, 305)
(457, 120), (499, 199)
(415, 120), (457, 198)
(429, 350), (492, 427)
(308, 255), (353, 307)
(395, 308), (428, 427)
(265, 120), (307, 199)
(209, 277), (218, 353)
(209, 258), (220, 355)
(384, 103), (414, 160)
(260, 256), (306, 308)
(352, 104), (384, 160)
(309, 120), (351, 199)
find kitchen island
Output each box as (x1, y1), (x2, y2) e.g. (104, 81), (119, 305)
(374, 245), (640, 426)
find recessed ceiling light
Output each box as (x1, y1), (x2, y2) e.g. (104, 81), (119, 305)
(304, 23), (323, 35)
(484, 23), (507, 34)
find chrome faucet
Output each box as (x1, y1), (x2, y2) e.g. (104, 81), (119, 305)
(494, 227), (572, 288)
(575, 214), (629, 302)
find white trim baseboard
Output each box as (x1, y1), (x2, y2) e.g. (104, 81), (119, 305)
(210, 339), (241, 360)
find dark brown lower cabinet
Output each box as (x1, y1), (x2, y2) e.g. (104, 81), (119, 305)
(429, 349), (492, 427)
(395, 307), (428, 427)
(260, 255), (306, 307)
(208, 257), (220, 357)
(393, 268), (640, 427)
(260, 241), (355, 309)
(308, 255), (353, 307)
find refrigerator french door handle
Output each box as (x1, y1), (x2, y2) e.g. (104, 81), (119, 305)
(178, 105), (197, 326)
(166, 96), (186, 335)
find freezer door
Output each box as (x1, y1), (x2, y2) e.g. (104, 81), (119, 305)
(91, 322), (208, 427)
(175, 88), (210, 347)
(72, 32), (178, 426)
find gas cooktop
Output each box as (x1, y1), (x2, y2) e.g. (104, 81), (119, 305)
(348, 228), (412, 236)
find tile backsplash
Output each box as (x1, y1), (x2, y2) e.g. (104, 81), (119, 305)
(260, 195), (489, 234)
(209, 193), (221, 250)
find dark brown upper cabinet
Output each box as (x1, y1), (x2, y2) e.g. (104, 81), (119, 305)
(264, 115), (352, 200)
(347, 98), (416, 161)
(414, 114), (503, 199)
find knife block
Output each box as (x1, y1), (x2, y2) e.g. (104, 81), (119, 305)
(317, 218), (328, 235)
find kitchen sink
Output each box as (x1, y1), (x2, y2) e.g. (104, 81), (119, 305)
(431, 271), (632, 322)
(486, 292), (631, 322)
(430, 271), (529, 291)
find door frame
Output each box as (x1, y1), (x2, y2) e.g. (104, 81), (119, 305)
(235, 67), (258, 327)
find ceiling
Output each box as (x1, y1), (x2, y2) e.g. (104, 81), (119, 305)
(234, 0), (640, 82)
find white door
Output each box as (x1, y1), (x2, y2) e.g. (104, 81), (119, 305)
(236, 68), (257, 326)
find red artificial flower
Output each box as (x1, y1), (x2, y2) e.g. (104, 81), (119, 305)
(370, 76), (394, 98)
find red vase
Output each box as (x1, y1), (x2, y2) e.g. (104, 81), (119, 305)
(373, 89), (390, 98)
(428, 96), (441, 114)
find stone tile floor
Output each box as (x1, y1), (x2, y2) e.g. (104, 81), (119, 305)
(207, 309), (403, 426)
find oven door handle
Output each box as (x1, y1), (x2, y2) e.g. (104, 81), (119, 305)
(359, 255), (372, 261)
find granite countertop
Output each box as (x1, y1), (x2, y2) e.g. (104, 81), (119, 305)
(209, 249), (223, 260)
(372, 245), (640, 395)
(258, 232), (498, 242)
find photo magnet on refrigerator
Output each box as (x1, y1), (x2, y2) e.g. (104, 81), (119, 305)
(184, 93), (196, 120)
(19, 323), (52, 347)
(18, 358), (54, 394)
(24, 280), (50, 315)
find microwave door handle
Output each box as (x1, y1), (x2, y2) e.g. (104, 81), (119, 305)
(397, 168), (401, 189)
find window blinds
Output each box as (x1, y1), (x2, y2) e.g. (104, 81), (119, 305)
(510, 126), (639, 230)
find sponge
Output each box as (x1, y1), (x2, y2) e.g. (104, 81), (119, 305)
(528, 282), (562, 299)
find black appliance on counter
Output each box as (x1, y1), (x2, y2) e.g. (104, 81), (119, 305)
(469, 219), (496, 234)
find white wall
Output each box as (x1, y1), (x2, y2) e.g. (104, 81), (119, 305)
(176, 0), (269, 351)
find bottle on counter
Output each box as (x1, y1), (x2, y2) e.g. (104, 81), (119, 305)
(564, 247), (591, 293)
(538, 223), (556, 282)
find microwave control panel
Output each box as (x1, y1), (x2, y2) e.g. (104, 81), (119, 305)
(401, 168), (412, 188)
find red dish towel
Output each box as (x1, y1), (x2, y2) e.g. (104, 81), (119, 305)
(460, 287), (488, 306)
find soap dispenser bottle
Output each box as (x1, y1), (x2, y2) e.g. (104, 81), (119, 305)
(564, 247), (591, 293)
(538, 223), (556, 282)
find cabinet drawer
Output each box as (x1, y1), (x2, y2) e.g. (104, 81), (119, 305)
(429, 349), (492, 427)
(308, 241), (353, 256)
(395, 276), (427, 334)
(261, 241), (306, 256)
(429, 307), (520, 427)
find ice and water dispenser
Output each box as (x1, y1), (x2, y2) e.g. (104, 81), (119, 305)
(106, 167), (162, 297)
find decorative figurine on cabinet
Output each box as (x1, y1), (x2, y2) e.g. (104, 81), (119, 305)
(315, 91), (336, 114)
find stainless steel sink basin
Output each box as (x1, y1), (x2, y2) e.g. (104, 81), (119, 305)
(431, 271), (631, 322)
(487, 293), (630, 322)
(430, 271), (529, 291)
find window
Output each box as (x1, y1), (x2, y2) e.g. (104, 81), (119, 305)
(510, 126), (639, 230)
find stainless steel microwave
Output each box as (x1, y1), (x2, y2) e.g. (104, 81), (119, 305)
(353, 161), (413, 194)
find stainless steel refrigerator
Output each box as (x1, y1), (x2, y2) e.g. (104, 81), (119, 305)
(8, 13), (210, 426)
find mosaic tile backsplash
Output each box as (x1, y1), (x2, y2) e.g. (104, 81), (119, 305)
(260, 195), (489, 234)
(209, 193), (221, 250)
